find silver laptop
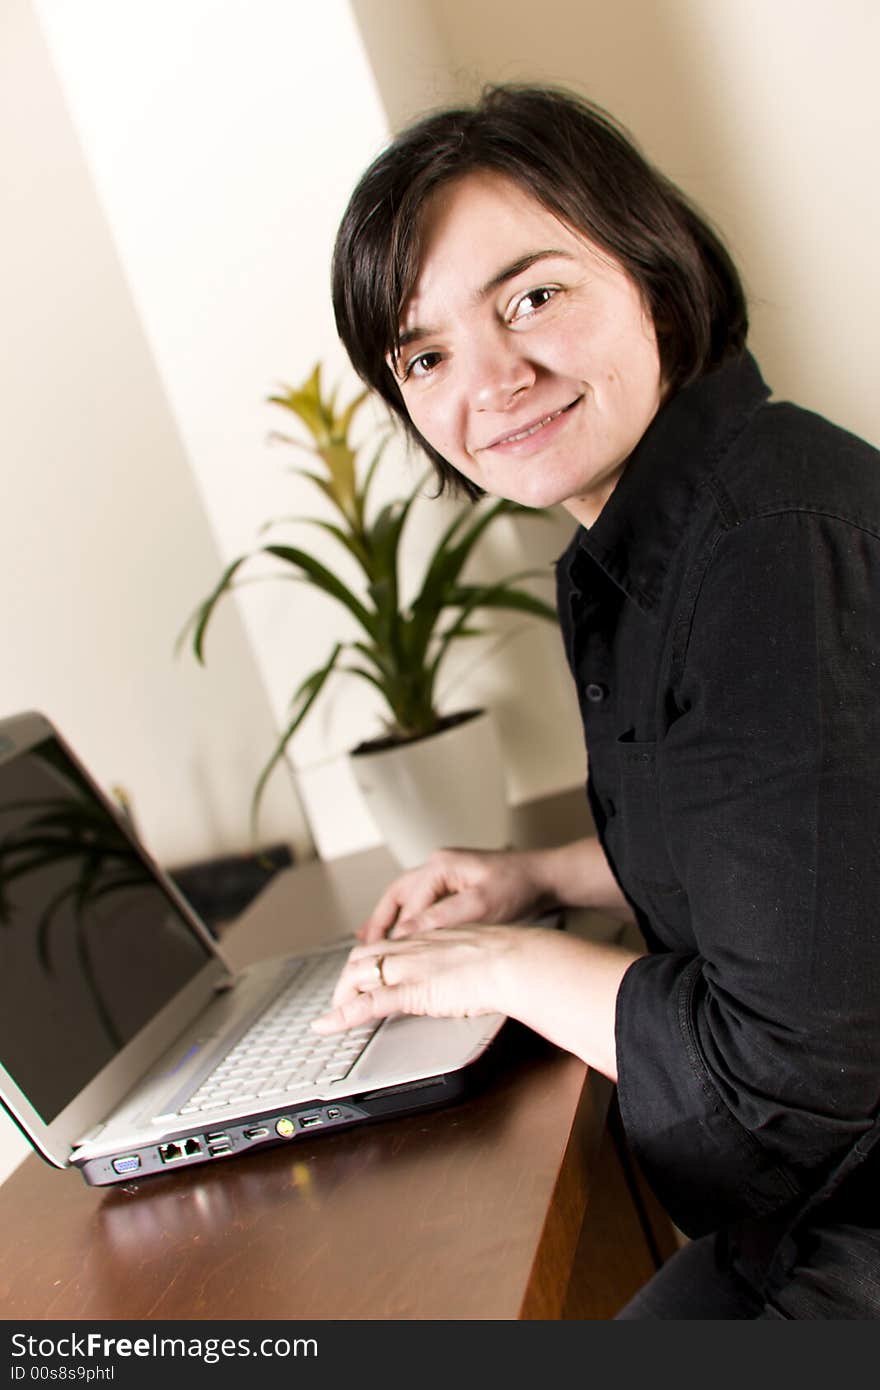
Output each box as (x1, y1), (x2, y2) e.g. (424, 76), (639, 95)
(0, 711), (507, 1186)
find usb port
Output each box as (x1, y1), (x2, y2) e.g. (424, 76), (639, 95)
(208, 1142), (232, 1156)
(300, 1114), (323, 1129)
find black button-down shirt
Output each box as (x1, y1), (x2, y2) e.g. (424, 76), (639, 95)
(557, 351), (880, 1240)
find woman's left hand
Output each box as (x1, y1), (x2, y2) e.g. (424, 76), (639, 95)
(312, 925), (523, 1034)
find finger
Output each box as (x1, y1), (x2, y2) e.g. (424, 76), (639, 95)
(392, 886), (488, 938)
(312, 983), (403, 1035)
(345, 926), (484, 966)
(331, 948), (387, 1006)
(359, 857), (462, 942)
(333, 928), (484, 1011)
(331, 938), (435, 1008)
(358, 877), (418, 942)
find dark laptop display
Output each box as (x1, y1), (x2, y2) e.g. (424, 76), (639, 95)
(0, 735), (212, 1125)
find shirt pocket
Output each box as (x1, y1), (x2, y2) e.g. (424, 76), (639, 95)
(615, 737), (683, 896)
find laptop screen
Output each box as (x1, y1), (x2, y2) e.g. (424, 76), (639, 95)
(0, 736), (212, 1124)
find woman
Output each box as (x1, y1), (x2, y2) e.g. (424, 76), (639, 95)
(316, 85), (880, 1317)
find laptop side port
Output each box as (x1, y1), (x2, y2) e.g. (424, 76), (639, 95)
(243, 1126), (270, 1140)
(111, 1154), (141, 1175)
(299, 1113), (323, 1129)
(159, 1138), (202, 1164)
(203, 1130), (231, 1155)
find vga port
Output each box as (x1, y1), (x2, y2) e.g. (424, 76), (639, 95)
(111, 1154), (141, 1175)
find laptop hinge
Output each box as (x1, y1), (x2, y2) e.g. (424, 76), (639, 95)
(73, 1120), (106, 1147)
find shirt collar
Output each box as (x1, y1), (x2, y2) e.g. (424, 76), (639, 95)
(574, 351), (771, 614)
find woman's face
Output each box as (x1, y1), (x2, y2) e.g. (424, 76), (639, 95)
(390, 170), (664, 525)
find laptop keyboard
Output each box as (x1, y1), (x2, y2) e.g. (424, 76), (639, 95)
(177, 948), (378, 1115)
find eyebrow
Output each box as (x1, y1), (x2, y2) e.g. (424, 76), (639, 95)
(395, 248), (575, 355)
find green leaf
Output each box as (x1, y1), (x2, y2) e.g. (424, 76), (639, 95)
(180, 555), (248, 663)
(429, 573), (557, 688)
(361, 477), (423, 653)
(289, 467), (353, 524)
(267, 365), (328, 443)
(249, 643), (343, 839)
(266, 431), (319, 454)
(351, 640), (395, 680)
(295, 518), (373, 577)
(355, 431), (393, 525)
(435, 625), (485, 640)
(405, 497), (521, 666)
(340, 664), (389, 698)
(262, 544), (378, 640)
(269, 367), (370, 527)
(367, 497), (405, 582)
(313, 439), (358, 520)
(335, 387), (369, 441)
(448, 577), (557, 621)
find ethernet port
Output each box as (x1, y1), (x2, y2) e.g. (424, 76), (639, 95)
(158, 1142), (185, 1164)
(184, 1138), (202, 1156)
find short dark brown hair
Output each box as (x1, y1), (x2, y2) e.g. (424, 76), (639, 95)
(332, 83), (748, 497)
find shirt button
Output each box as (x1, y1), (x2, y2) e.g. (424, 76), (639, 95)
(585, 682), (608, 703)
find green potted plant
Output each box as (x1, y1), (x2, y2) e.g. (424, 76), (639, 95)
(182, 363), (557, 865)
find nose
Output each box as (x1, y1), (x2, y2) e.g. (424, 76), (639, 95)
(467, 333), (535, 411)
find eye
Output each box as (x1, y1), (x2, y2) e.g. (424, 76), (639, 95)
(402, 350), (443, 382)
(508, 286), (558, 323)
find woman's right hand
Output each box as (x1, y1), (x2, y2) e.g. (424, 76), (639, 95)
(359, 846), (553, 943)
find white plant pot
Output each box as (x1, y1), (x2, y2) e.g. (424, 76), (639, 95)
(349, 709), (512, 870)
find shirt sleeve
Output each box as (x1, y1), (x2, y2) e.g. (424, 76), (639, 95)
(614, 510), (880, 1237)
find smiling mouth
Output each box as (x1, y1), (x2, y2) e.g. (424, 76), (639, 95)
(481, 397), (582, 450)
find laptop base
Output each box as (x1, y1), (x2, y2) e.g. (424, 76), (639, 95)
(73, 1058), (495, 1186)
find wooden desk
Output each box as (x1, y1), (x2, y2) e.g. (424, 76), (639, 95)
(0, 796), (646, 1321)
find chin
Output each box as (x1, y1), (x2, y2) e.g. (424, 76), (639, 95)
(513, 470), (593, 513)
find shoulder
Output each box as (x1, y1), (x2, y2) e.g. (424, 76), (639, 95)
(671, 405), (880, 680)
(714, 398), (880, 540)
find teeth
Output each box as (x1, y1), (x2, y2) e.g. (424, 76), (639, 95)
(501, 406), (565, 445)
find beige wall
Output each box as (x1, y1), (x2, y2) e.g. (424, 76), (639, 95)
(351, 0), (456, 129)
(1, 0), (316, 868)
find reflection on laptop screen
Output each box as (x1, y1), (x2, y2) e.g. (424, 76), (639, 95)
(0, 737), (212, 1124)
